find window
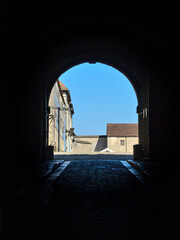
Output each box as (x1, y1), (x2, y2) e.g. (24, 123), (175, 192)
(120, 140), (125, 146)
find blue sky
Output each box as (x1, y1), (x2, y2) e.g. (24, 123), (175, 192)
(59, 63), (138, 135)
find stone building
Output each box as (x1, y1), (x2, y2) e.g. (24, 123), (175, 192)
(48, 80), (74, 152)
(73, 123), (138, 154)
(60, 81), (75, 152)
(107, 123), (138, 153)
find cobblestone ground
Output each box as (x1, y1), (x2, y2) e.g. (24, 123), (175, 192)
(27, 160), (170, 240)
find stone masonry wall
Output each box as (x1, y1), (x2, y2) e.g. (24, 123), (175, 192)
(72, 136), (107, 153)
(107, 136), (138, 153)
(48, 82), (65, 152)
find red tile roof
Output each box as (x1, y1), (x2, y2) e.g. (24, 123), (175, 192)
(58, 80), (74, 114)
(107, 123), (138, 137)
(59, 81), (69, 91)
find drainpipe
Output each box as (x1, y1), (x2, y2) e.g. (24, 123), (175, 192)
(64, 111), (67, 152)
(58, 107), (60, 152)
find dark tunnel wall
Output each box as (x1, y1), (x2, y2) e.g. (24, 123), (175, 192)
(1, 2), (180, 185)
(1, 6), (180, 182)
(1, 2), (180, 238)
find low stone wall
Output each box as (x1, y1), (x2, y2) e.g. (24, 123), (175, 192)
(72, 136), (107, 153)
(72, 135), (138, 154)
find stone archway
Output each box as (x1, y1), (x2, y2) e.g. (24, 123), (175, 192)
(43, 37), (150, 159)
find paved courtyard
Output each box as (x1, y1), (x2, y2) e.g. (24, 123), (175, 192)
(26, 159), (175, 240)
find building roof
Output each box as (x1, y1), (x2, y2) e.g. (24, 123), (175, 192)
(107, 123), (138, 137)
(59, 81), (69, 91)
(57, 80), (66, 105)
(58, 80), (74, 114)
(59, 80), (71, 102)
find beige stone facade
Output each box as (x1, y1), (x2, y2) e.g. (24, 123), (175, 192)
(48, 80), (74, 152)
(107, 136), (138, 153)
(73, 136), (107, 153)
(61, 82), (75, 152)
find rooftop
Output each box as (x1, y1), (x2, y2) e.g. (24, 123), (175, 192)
(107, 123), (138, 137)
(58, 80), (74, 114)
(59, 81), (69, 91)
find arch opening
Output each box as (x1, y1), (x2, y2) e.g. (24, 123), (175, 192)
(47, 58), (140, 105)
(42, 40), (150, 161)
(47, 62), (139, 157)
